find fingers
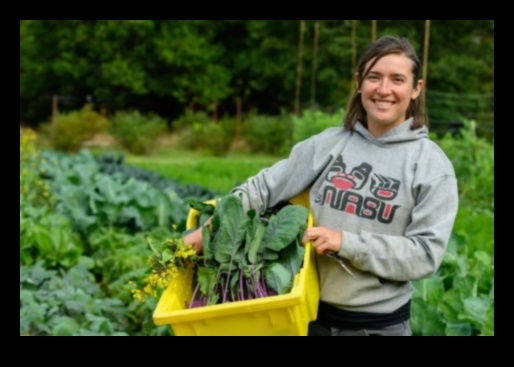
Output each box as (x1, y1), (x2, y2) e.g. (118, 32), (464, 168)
(313, 239), (329, 254)
(302, 227), (327, 245)
(301, 227), (321, 244)
(302, 227), (342, 254)
(183, 228), (203, 253)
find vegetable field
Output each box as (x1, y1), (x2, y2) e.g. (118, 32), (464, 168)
(20, 119), (493, 336)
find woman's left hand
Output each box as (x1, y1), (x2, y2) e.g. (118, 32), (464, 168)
(301, 227), (342, 254)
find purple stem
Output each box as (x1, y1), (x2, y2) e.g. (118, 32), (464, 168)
(260, 261), (269, 297)
(222, 256), (237, 303)
(245, 278), (255, 299)
(189, 282), (202, 308)
(238, 268), (243, 301)
(249, 265), (261, 298)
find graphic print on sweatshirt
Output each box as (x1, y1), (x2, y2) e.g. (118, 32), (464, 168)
(315, 155), (400, 224)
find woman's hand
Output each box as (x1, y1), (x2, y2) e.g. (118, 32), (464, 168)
(302, 227), (342, 254)
(183, 216), (213, 254)
(183, 228), (204, 253)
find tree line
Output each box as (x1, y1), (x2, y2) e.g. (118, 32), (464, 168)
(20, 20), (494, 128)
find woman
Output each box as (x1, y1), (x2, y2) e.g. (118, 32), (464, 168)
(185, 35), (458, 336)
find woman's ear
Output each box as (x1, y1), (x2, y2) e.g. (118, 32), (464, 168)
(412, 79), (424, 100)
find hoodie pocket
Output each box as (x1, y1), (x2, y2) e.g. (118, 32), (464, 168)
(318, 258), (383, 306)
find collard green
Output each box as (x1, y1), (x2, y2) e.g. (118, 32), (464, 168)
(187, 194), (308, 307)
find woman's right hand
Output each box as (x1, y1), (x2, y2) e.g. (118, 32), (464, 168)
(183, 228), (204, 253)
(184, 215), (213, 254)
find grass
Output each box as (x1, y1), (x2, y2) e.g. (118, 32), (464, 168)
(125, 146), (283, 193)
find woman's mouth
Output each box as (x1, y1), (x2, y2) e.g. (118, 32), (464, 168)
(373, 99), (395, 107)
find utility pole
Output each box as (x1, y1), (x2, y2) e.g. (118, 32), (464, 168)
(422, 20), (431, 101)
(310, 22), (320, 107)
(294, 20), (306, 116)
(350, 20), (358, 93)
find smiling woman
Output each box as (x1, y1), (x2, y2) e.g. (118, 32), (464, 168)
(184, 35), (459, 337)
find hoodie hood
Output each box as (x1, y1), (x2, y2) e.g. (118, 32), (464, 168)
(354, 117), (428, 146)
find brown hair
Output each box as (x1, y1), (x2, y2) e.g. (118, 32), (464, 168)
(344, 35), (427, 131)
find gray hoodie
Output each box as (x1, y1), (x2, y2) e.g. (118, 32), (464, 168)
(232, 117), (458, 313)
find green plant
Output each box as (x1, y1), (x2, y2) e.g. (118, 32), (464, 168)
(188, 195), (307, 307)
(40, 149), (188, 234)
(171, 110), (211, 133)
(411, 212), (494, 336)
(20, 260), (128, 336)
(241, 113), (293, 155)
(432, 119), (494, 211)
(291, 108), (345, 146)
(95, 151), (222, 201)
(179, 119), (234, 156)
(109, 110), (168, 155)
(53, 105), (109, 152)
(410, 123), (494, 336)
(20, 128), (55, 209)
(20, 208), (83, 269)
(130, 231), (199, 303)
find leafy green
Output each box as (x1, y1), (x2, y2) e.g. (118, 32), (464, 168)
(189, 194), (308, 307)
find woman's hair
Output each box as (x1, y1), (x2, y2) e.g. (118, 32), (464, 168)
(344, 35), (427, 131)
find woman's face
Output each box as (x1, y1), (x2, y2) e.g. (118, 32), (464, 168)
(359, 53), (423, 136)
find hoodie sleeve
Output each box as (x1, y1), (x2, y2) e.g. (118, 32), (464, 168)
(231, 133), (333, 214)
(339, 174), (458, 281)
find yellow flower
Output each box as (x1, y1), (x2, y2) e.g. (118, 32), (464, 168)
(130, 235), (199, 302)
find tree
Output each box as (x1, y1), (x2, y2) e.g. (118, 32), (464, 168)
(20, 20), (494, 127)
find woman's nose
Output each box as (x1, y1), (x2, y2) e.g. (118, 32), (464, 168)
(376, 80), (391, 94)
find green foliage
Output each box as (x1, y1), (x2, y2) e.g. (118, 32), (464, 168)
(433, 119), (494, 211)
(411, 121), (494, 336)
(20, 129), (82, 270)
(189, 195), (307, 306)
(95, 152), (222, 201)
(20, 128), (55, 209)
(291, 107), (345, 147)
(242, 113), (294, 155)
(171, 110), (210, 133)
(109, 110), (168, 155)
(87, 227), (152, 286)
(53, 105), (109, 152)
(20, 261), (128, 336)
(178, 117), (235, 156)
(21, 20), (494, 130)
(20, 207), (83, 269)
(154, 21), (232, 106)
(39, 149), (188, 234)
(412, 213), (494, 336)
(86, 226), (175, 335)
(428, 20), (494, 93)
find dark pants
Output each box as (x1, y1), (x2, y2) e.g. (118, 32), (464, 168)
(308, 320), (412, 336)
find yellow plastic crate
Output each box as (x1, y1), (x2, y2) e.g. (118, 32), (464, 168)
(152, 189), (320, 336)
